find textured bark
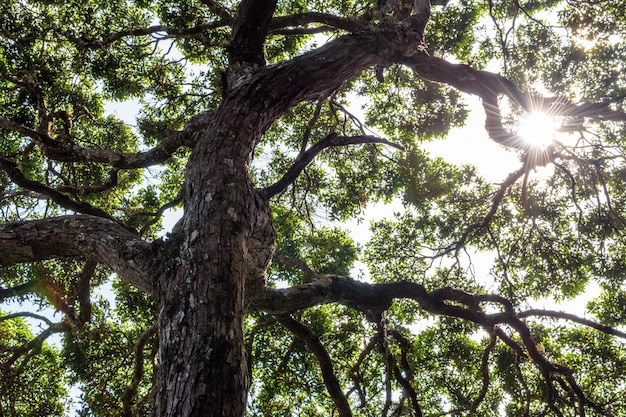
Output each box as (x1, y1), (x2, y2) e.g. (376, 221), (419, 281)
(151, 93), (276, 417)
(150, 23), (426, 416)
(0, 215), (154, 294)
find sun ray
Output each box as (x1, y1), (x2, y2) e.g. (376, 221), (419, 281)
(517, 111), (560, 149)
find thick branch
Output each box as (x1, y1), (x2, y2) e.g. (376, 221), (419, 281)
(401, 55), (626, 150)
(76, 260), (98, 325)
(229, 0), (277, 68)
(255, 277), (605, 411)
(224, 24), (429, 131)
(261, 133), (404, 199)
(0, 215), (155, 294)
(276, 314), (353, 417)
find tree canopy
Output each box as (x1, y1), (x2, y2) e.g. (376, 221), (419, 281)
(1, 0), (626, 416)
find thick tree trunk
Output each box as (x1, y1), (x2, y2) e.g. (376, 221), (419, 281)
(152, 92), (275, 416)
(150, 21), (429, 416)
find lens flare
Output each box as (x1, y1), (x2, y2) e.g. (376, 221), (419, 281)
(517, 111), (560, 149)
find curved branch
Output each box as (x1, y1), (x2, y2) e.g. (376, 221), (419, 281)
(254, 276), (608, 403)
(0, 319), (69, 372)
(122, 321), (158, 417)
(57, 22), (229, 49)
(198, 0), (233, 22)
(0, 215), (155, 294)
(273, 252), (321, 281)
(440, 166), (526, 255)
(400, 55), (626, 151)
(261, 133), (405, 199)
(0, 156), (117, 221)
(276, 314), (353, 417)
(388, 329), (422, 416)
(470, 330), (497, 413)
(0, 113), (205, 169)
(0, 311), (54, 327)
(139, 191), (184, 237)
(269, 12), (367, 34)
(518, 309), (626, 340)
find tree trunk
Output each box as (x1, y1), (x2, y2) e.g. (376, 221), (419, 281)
(152, 100), (272, 415)
(149, 23), (428, 415)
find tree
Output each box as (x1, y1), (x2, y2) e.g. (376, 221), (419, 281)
(1, 0), (626, 415)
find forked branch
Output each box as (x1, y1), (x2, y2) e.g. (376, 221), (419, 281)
(261, 133), (405, 200)
(255, 275), (620, 414)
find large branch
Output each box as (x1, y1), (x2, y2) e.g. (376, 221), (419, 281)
(229, 0), (277, 68)
(0, 215), (155, 294)
(401, 55), (626, 150)
(218, 24), (430, 146)
(252, 276), (616, 412)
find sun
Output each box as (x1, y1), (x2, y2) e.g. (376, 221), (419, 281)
(517, 111), (560, 149)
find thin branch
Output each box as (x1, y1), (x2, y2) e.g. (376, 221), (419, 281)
(270, 26), (338, 36)
(273, 252), (321, 281)
(0, 156), (117, 221)
(0, 320), (69, 372)
(0, 311), (54, 327)
(261, 133), (405, 200)
(347, 336), (378, 408)
(389, 329), (422, 417)
(300, 97), (327, 153)
(275, 314), (353, 417)
(0, 113), (205, 169)
(377, 314), (393, 417)
(56, 168), (120, 197)
(469, 330), (497, 413)
(441, 166), (526, 255)
(269, 12), (367, 34)
(122, 321), (158, 417)
(139, 191), (184, 237)
(57, 22), (229, 49)
(198, 0), (233, 22)
(518, 309), (626, 340)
